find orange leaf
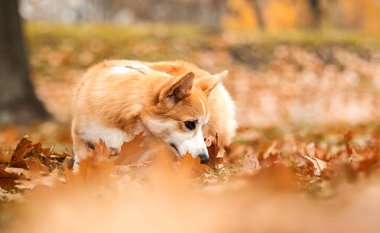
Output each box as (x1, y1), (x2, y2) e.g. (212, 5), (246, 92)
(9, 136), (33, 169)
(0, 147), (12, 164)
(344, 131), (353, 156)
(114, 134), (145, 165)
(178, 153), (207, 176)
(0, 167), (26, 191)
(205, 134), (222, 167)
(24, 156), (50, 175)
(65, 139), (114, 188)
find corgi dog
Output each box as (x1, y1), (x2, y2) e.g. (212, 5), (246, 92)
(71, 60), (237, 165)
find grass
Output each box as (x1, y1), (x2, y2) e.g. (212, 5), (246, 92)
(26, 22), (380, 62)
(25, 22), (380, 82)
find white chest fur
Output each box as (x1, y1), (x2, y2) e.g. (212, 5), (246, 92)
(81, 121), (133, 149)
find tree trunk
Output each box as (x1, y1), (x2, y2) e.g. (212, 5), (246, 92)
(308, 0), (321, 28)
(250, 0), (265, 31)
(0, 0), (50, 125)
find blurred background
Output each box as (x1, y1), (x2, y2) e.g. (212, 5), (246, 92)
(2, 2), (380, 232)
(1, 0), (380, 147)
(19, 0), (380, 31)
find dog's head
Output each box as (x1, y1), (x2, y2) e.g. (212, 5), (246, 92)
(141, 71), (228, 163)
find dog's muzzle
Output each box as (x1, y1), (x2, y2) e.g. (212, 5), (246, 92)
(199, 153), (209, 164)
(170, 143), (209, 164)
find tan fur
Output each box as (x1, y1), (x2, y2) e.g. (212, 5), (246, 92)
(71, 60), (237, 163)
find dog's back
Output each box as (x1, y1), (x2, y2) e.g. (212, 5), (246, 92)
(71, 60), (237, 164)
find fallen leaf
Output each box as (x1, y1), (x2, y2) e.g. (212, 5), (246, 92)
(65, 139), (115, 188)
(0, 147), (12, 164)
(24, 156), (50, 175)
(344, 132), (353, 157)
(302, 154), (327, 176)
(114, 134), (145, 165)
(241, 153), (260, 172)
(263, 141), (278, 159)
(9, 136), (33, 169)
(205, 134), (222, 167)
(0, 167), (26, 191)
(177, 153), (208, 176)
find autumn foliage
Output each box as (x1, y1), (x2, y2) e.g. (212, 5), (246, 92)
(1, 17), (380, 232)
(224, 0), (380, 33)
(1, 125), (380, 232)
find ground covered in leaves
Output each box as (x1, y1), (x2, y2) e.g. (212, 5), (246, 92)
(1, 126), (380, 232)
(1, 23), (380, 232)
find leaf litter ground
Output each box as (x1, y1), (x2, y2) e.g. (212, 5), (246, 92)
(2, 23), (380, 232)
(1, 125), (380, 232)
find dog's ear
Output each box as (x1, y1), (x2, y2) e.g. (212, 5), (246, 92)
(158, 72), (194, 104)
(197, 70), (228, 96)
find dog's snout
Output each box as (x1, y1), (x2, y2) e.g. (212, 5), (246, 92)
(199, 154), (209, 164)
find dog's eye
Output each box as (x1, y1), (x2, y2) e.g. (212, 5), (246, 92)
(184, 120), (197, 130)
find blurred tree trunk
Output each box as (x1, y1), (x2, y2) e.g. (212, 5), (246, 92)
(308, 0), (321, 28)
(0, 0), (49, 124)
(251, 0), (265, 31)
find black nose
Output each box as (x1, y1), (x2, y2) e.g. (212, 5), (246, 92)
(199, 154), (209, 164)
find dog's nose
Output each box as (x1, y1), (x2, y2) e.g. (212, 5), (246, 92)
(199, 154), (209, 164)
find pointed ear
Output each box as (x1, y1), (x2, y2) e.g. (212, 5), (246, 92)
(158, 72), (194, 104)
(196, 70), (228, 96)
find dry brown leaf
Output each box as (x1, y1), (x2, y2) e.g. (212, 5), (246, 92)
(15, 169), (59, 191)
(28, 142), (52, 158)
(241, 153), (260, 172)
(263, 141), (278, 159)
(24, 156), (50, 175)
(301, 154), (327, 176)
(0, 147), (12, 164)
(9, 136), (33, 169)
(257, 152), (279, 168)
(205, 134), (222, 167)
(50, 152), (71, 163)
(247, 164), (298, 192)
(65, 139), (115, 188)
(344, 131), (353, 157)
(0, 167), (27, 191)
(177, 153), (208, 176)
(350, 147), (380, 173)
(114, 134), (145, 165)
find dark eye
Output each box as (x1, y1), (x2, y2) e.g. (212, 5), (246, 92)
(184, 120), (197, 130)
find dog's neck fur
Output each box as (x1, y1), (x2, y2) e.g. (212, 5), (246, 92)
(100, 65), (172, 137)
